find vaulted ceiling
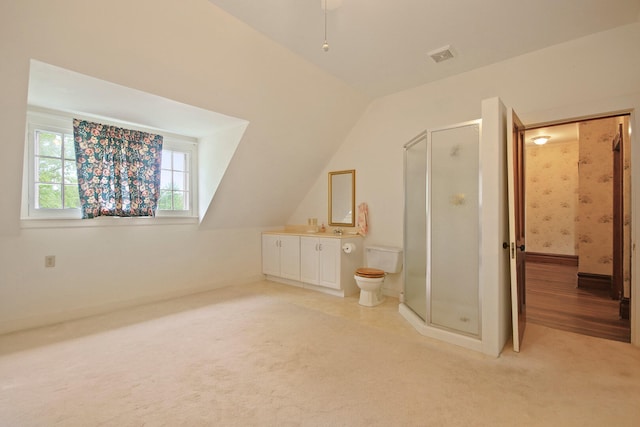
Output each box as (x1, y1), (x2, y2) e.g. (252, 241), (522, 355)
(209, 0), (640, 98)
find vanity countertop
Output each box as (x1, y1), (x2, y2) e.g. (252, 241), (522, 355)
(263, 229), (362, 239)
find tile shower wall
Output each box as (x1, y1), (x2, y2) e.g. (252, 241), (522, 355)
(526, 141), (579, 255)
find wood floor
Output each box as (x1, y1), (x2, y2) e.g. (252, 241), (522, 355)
(525, 261), (631, 343)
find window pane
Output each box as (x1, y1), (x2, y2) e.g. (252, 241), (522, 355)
(173, 172), (186, 191)
(63, 134), (75, 159)
(36, 184), (62, 209)
(161, 150), (172, 170)
(160, 170), (172, 189)
(37, 158), (62, 183)
(64, 160), (78, 184)
(172, 152), (186, 171)
(173, 191), (187, 210)
(64, 185), (80, 208)
(158, 190), (172, 210)
(36, 131), (62, 158)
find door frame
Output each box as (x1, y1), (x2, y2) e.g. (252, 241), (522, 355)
(518, 108), (637, 346)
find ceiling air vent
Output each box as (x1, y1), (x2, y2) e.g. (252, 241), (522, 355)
(428, 45), (454, 63)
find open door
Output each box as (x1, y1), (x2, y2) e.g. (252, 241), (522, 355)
(507, 108), (526, 352)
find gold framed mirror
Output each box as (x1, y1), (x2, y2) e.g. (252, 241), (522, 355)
(328, 169), (355, 226)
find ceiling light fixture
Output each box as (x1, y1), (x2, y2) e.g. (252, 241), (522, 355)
(532, 136), (550, 145)
(322, 0), (329, 52)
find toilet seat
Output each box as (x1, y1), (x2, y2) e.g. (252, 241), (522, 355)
(355, 267), (385, 278)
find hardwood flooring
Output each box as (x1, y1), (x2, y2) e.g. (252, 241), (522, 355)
(525, 261), (631, 343)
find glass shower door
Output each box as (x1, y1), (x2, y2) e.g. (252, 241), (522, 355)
(429, 121), (480, 336)
(403, 132), (428, 321)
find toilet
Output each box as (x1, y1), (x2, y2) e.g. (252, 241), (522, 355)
(354, 246), (403, 307)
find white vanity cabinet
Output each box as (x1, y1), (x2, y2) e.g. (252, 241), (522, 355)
(262, 232), (362, 298)
(300, 236), (341, 289)
(261, 234), (300, 281)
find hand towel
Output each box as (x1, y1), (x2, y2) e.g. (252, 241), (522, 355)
(357, 202), (369, 236)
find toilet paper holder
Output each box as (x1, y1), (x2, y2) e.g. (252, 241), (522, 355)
(342, 243), (356, 254)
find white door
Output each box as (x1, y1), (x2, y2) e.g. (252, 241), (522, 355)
(319, 238), (341, 289)
(300, 237), (320, 285)
(507, 108), (527, 352)
(261, 234), (280, 276)
(279, 235), (301, 281)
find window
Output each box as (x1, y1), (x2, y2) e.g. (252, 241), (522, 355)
(24, 109), (198, 221)
(159, 149), (189, 211)
(34, 129), (80, 210)
(157, 139), (197, 217)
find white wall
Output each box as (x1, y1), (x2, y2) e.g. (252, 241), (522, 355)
(291, 23), (640, 347)
(0, 225), (264, 333)
(0, 0), (367, 333)
(0, 0), (369, 235)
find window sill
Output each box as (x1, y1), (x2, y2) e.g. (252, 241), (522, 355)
(20, 216), (199, 229)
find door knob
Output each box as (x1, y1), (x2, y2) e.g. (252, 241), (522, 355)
(518, 245), (525, 251)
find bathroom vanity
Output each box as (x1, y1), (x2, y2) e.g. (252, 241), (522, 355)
(261, 231), (363, 297)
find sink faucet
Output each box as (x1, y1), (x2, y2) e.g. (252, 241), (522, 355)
(333, 228), (343, 235)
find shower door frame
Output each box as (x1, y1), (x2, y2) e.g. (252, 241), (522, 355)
(402, 120), (483, 340)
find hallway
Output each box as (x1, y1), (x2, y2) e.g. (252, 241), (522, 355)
(526, 261), (630, 342)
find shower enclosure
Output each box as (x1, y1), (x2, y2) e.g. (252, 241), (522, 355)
(400, 120), (483, 350)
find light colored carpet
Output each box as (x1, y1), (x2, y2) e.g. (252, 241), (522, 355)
(1, 280), (639, 426)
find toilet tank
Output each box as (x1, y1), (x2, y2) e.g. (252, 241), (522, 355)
(366, 246), (403, 273)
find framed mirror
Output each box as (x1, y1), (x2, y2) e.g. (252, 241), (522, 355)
(328, 169), (355, 226)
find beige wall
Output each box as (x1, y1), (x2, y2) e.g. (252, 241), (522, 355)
(525, 141), (579, 255)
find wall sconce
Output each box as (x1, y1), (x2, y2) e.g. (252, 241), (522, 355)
(532, 136), (550, 145)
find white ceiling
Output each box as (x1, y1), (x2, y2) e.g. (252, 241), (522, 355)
(208, 0), (640, 98)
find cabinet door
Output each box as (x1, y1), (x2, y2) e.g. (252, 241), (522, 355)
(318, 238), (341, 289)
(300, 237), (320, 285)
(279, 235), (300, 280)
(262, 235), (281, 276)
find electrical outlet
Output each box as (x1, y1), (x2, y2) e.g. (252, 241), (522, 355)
(45, 255), (56, 268)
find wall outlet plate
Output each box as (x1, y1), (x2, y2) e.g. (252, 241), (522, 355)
(45, 255), (56, 268)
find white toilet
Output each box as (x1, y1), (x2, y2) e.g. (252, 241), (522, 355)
(354, 246), (403, 307)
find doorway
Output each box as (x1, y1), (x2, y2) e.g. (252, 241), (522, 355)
(523, 115), (631, 343)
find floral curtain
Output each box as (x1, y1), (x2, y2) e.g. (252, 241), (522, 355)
(73, 119), (163, 219)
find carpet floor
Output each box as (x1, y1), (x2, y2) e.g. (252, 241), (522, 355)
(1, 280), (639, 426)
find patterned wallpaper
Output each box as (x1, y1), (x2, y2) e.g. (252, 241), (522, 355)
(525, 116), (630, 296)
(577, 118), (616, 276)
(525, 141), (579, 255)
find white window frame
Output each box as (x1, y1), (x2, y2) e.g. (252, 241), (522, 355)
(25, 111), (79, 219)
(22, 108), (198, 223)
(158, 137), (198, 218)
